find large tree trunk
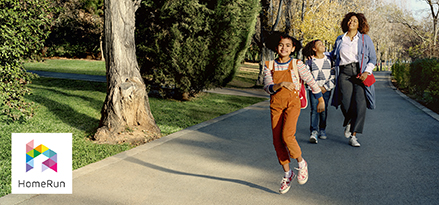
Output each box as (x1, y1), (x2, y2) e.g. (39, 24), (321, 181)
(94, 0), (161, 144)
(256, 0), (278, 86)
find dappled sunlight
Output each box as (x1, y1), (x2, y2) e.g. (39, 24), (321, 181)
(157, 124), (183, 136)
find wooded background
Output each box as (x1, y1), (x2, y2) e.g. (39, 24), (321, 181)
(2, 0), (439, 123)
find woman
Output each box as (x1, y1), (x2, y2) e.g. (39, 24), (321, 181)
(331, 12), (376, 147)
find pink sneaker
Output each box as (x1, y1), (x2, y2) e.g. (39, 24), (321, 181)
(279, 172), (295, 194)
(296, 160), (308, 185)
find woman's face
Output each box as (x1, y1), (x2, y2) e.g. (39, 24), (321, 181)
(347, 16), (359, 31)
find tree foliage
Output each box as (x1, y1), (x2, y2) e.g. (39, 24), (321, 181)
(44, 0), (103, 59)
(136, 0), (260, 99)
(392, 59), (439, 112)
(295, 0), (341, 47)
(0, 0), (57, 121)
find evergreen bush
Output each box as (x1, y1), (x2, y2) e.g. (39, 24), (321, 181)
(392, 59), (439, 112)
(410, 58), (439, 97)
(391, 61), (410, 89)
(136, 0), (259, 99)
(44, 0), (103, 59)
(0, 0), (56, 121)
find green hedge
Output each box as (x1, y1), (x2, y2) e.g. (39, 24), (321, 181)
(0, 0), (56, 122)
(392, 59), (439, 111)
(391, 60), (411, 90)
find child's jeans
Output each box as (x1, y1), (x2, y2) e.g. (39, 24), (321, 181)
(309, 89), (331, 133)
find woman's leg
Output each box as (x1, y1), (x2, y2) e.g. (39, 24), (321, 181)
(352, 83), (367, 135)
(339, 72), (354, 127)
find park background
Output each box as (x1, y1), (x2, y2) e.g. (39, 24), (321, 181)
(1, 0), (439, 197)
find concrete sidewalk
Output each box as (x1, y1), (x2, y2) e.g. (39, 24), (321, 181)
(2, 71), (439, 204)
(27, 70), (107, 83)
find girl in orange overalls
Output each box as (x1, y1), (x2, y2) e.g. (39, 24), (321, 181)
(263, 33), (325, 194)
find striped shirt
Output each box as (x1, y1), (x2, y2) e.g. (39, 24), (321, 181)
(263, 58), (322, 99)
(306, 55), (335, 91)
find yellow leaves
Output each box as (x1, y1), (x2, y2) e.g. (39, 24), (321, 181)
(295, 0), (341, 46)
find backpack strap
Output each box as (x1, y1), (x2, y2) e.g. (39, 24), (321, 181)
(290, 59), (300, 83)
(265, 60), (274, 71)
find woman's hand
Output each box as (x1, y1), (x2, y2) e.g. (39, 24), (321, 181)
(357, 72), (370, 82)
(317, 97), (325, 113)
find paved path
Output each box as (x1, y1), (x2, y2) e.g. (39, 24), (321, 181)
(2, 71), (439, 204)
(27, 70), (107, 82)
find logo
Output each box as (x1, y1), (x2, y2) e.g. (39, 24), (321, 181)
(26, 140), (58, 172)
(12, 133), (72, 194)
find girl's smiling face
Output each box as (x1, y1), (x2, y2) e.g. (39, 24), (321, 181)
(277, 38), (295, 59)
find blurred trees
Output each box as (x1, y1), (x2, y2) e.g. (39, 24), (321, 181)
(28, 0), (439, 87)
(253, 0), (438, 85)
(40, 0), (439, 63)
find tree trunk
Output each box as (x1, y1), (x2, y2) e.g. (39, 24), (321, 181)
(94, 0), (161, 144)
(256, 0), (279, 86)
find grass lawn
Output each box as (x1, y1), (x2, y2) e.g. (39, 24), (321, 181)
(24, 59), (106, 76)
(226, 62), (261, 89)
(1, 60), (266, 197)
(23, 60), (263, 89)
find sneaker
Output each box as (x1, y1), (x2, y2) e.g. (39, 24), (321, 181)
(349, 136), (361, 147)
(344, 124), (351, 138)
(319, 130), (327, 139)
(309, 130), (318, 144)
(279, 172), (295, 194)
(296, 160), (308, 185)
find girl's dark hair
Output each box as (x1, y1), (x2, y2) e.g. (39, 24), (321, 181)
(341, 12), (369, 34)
(302, 39), (321, 58)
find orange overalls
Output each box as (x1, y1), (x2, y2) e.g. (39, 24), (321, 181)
(270, 62), (302, 166)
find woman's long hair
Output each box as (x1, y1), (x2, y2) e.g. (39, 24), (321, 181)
(341, 12), (369, 34)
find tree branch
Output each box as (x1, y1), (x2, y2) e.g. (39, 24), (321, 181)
(272, 0), (283, 31)
(133, 0), (141, 11)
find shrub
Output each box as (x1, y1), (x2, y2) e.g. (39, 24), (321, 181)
(391, 61), (410, 89)
(410, 58), (439, 97)
(136, 0), (260, 99)
(392, 59), (439, 112)
(0, 0), (56, 121)
(44, 0), (103, 59)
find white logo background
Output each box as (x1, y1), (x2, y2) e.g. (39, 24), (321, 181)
(11, 133), (72, 194)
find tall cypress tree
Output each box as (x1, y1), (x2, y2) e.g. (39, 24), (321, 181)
(136, 0), (259, 100)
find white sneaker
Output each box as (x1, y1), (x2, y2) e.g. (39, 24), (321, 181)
(319, 130), (327, 139)
(349, 136), (361, 147)
(295, 160), (308, 185)
(279, 172), (295, 194)
(344, 124), (351, 138)
(309, 130), (318, 144)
